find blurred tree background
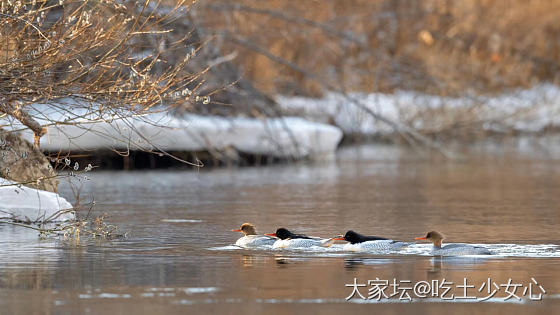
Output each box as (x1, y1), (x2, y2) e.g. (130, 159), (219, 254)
(195, 0), (560, 97)
(2, 0), (560, 176)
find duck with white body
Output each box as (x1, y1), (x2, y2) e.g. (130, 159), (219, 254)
(414, 231), (492, 256)
(232, 223), (277, 247)
(266, 228), (335, 249)
(334, 230), (409, 252)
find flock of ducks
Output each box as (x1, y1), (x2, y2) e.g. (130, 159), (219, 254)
(232, 223), (492, 255)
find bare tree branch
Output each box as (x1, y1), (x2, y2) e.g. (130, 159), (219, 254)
(0, 101), (46, 148)
(221, 31), (455, 158)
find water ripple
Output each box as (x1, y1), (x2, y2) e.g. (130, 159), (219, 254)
(209, 242), (560, 258)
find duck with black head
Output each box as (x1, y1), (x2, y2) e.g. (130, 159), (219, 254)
(415, 231), (492, 256)
(231, 223), (277, 247)
(333, 230), (409, 252)
(265, 228), (335, 249)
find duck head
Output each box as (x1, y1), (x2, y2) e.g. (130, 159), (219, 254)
(265, 228), (291, 240)
(415, 231), (444, 248)
(232, 223), (257, 236)
(333, 230), (361, 244)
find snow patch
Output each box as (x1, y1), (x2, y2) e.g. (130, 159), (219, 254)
(0, 177), (75, 222)
(277, 84), (560, 136)
(1, 100), (342, 160)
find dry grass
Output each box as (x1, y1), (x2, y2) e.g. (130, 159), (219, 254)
(0, 211), (125, 241)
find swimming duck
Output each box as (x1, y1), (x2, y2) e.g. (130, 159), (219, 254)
(415, 231), (492, 255)
(232, 223), (276, 247)
(334, 230), (408, 252)
(266, 228), (335, 249)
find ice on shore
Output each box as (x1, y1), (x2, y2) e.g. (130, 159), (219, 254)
(0, 177), (75, 222)
(277, 83), (560, 136)
(1, 100), (343, 160)
(3, 84), (557, 160)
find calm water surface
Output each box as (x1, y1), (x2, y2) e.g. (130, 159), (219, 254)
(1, 140), (560, 314)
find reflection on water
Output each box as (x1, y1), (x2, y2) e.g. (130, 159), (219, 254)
(1, 141), (560, 314)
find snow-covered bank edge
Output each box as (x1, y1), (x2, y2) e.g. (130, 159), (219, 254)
(0, 177), (75, 223)
(277, 84), (560, 137)
(1, 101), (343, 161)
(3, 84), (556, 168)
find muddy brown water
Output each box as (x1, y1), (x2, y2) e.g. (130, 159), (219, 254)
(1, 140), (560, 314)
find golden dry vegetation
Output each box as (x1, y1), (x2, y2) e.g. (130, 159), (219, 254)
(196, 0), (560, 97)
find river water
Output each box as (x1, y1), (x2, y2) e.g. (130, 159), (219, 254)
(1, 140), (560, 314)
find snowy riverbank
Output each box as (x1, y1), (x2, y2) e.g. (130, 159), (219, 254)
(1, 100), (343, 161)
(2, 84), (559, 165)
(277, 84), (560, 136)
(0, 177), (74, 222)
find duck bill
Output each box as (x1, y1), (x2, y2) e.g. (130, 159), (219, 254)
(265, 233), (277, 237)
(231, 229), (242, 232)
(333, 237), (345, 241)
(415, 236), (427, 240)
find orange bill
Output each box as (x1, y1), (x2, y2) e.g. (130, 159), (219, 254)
(231, 229), (242, 232)
(265, 233), (276, 237)
(415, 236), (427, 240)
(333, 237), (345, 241)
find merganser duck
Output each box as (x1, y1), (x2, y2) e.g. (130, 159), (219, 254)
(415, 231), (492, 256)
(265, 228), (335, 249)
(334, 230), (408, 252)
(232, 223), (276, 247)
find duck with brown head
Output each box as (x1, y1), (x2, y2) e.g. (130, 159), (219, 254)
(415, 231), (492, 255)
(231, 223), (277, 247)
